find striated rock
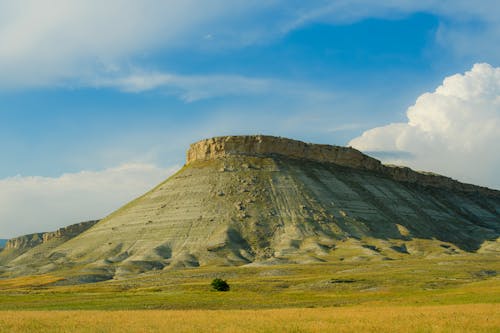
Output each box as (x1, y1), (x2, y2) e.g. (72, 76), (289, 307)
(188, 135), (499, 197)
(4, 220), (99, 251)
(187, 135), (383, 171)
(42, 220), (99, 243)
(5, 233), (44, 251)
(381, 165), (497, 196)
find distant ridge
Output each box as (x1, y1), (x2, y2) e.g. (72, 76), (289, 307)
(0, 221), (99, 271)
(3, 220), (99, 252)
(1, 135), (498, 282)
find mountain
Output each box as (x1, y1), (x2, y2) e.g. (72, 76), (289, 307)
(1, 135), (498, 282)
(0, 221), (98, 275)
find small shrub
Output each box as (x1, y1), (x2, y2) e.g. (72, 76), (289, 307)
(211, 278), (230, 291)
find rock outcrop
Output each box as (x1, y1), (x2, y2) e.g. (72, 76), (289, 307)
(187, 135), (382, 170)
(4, 233), (44, 251)
(188, 135), (499, 196)
(3, 220), (99, 251)
(41, 220), (99, 243)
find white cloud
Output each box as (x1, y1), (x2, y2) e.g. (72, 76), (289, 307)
(349, 63), (500, 189)
(1, 1), (499, 89)
(92, 71), (332, 102)
(0, 0), (263, 88)
(0, 163), (179, 239)
(327, 123), (367, 133)
(94, 72), (276, 102)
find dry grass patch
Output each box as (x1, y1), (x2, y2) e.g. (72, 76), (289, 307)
(0, 304), (498, 333)
(0, 275), (63, 289)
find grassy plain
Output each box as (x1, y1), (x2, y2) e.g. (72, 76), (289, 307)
(1, 304), (499, 333)
(0, 255), (498, 332)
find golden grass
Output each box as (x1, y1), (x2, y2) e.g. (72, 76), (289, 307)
(0, 304), (498, 333)
(0, 275), (63, 289)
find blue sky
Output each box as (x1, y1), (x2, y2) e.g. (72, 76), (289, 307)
(1, 1), (499, 238)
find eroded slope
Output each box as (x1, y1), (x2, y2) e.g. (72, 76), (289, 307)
(2, 154), (498, 280)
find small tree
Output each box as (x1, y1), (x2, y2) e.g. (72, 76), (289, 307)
(211, 278), (230, 291)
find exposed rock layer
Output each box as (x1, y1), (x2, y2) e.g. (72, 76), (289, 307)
(4, 233), (44, 251)
(1, 136), (498, 282)
(4, 220), (99, 251)
(42, 221), (99, 243)
(188, 135), (499, 196)
(187, 135), (381, 170)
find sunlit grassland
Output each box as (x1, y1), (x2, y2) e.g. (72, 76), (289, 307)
(0, 256), (498, 310)
(0, 304), (498, 333)
(0, 255), (498, 332)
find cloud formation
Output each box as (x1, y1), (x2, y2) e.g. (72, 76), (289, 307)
(93, 71), (335, 102)
(94, 72), (278, 102)
(349, 63), (500, 189)
(0, 0), (261, 88)
(1, 1), (499, 89)
(0, 163), (178, 238)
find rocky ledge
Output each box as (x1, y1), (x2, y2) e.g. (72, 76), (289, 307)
(187, 135), (499, 197)
(4, 220), (99, 251)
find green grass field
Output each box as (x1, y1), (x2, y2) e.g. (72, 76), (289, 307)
(0, 255), (498, 332)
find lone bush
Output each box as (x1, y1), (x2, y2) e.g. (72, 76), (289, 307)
(211, 278), (230, 291)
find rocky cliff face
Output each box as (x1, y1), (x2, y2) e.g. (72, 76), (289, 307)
(42, 220), (99, 243)
(187, 135), (383, 171)
(188, 135), (499, 196)
(4, 220), (99, 251)
(4, 233), (44, 251)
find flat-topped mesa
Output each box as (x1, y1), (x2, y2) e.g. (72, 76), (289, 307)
(187, 135), (500, 197)
(187, 135), (383, 171)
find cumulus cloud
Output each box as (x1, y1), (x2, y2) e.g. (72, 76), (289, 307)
(349, 63), (500, 189)
(0, 163), (178, 239)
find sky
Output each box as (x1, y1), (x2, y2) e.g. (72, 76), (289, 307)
(1, 1), (499, 239)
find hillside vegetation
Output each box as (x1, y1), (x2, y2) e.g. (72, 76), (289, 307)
(0, 256), (497, 310)
(0, 256), (498, 331)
